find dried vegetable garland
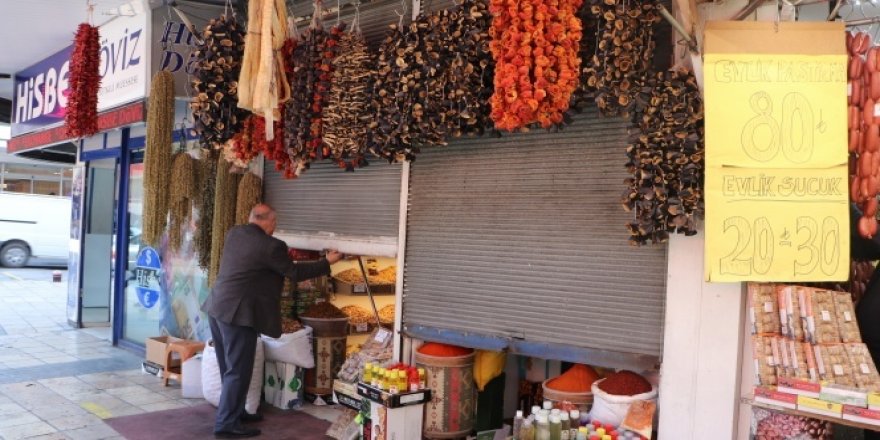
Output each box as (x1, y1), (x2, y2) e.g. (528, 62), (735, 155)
(65, 23), (100, 138)
(284, 3), (344, 176)
(441, 0), (495, 138)
(168, 152), (196, 253)
(324, 23), (373, 170)
(142, 71), (175, 247)
(583, 0), (660, 117)
(846, 32), (880, 238)
(488, 0), (584, 130)
(235, 172), (263, 225)
(223, 114), (283, 168)
(622, 70), (704, 245)
(195, 155), (218, 270)
(191, 14), (248, 150)
(208, 160), (241, 286)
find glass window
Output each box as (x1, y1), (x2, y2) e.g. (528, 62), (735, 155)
(123, 161), (160, 345)
(33, 180), (60, 196)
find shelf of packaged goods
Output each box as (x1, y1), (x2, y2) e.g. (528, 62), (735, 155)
(742, 396), (880, 432)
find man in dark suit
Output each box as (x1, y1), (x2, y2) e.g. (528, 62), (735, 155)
(201, 204), (342, 438)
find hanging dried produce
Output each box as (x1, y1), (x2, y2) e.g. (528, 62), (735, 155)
(441, 0), (495, 137)
(622, 69), (704, 245)
(238, 0), (290, 132)
(324, 20), (373, 170)
(488, 0), (584, 131)
(65, 23), (100, 138)
(191, 14), (248, 150)
(209, 160), (241, 286)
(583, 0), (661, 117)
(222, 114), (283, 169)
(168, 152), (196, 253)
(235, 172), (263, 225)
(142, 71), (175, 247)
(284, 3), (344, 176)
(571, 0), (599, 110)
(195, 155), (218, 270)
(847, 32), (879, 238)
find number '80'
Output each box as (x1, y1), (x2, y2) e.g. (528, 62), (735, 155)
(741, 92), (815, 164)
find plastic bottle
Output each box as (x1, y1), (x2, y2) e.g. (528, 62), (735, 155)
(513, 410), (524, 440)
(602, 436), (611, 440)
(575, 428), (587, 440)
(536, 414), (551, 440)
(531, 406), (541, 416)
(549, 414), (562, 440)
(418, 368), (426, 389)
(363, 362), (372, 383)
(580, 412), (591, 427)
(560, 412), (570, 432)
(390, 371), (401, 394)
(520, 419), (536, 440)
(596, 428), (606, 438)
(409, 368), (419, 391)
(398, 370), (408, 392)
(543, 400), (553, 411)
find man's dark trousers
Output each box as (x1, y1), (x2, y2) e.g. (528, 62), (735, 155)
(209, 316), (258, 432)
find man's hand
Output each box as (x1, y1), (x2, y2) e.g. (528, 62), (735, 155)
(325, 250), (344, 264)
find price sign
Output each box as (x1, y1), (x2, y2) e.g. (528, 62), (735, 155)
(704, 22), (849, 282)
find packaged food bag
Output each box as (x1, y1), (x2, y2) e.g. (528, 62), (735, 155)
(833, 291), (862, 343)
(749, 283), (780, 335)
(846, 343), (880, 392)
(814, 344), (856, 388)
(753, 335), (778, 386)
(776, 285), (806, 341)
(800, 288), (841, 344)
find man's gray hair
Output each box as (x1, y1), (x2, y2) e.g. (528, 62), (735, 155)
(249, 204), (276, 222)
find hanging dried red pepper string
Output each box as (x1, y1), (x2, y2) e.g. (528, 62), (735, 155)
(488, 0), (583, 131)
(65, 21), (100, 138)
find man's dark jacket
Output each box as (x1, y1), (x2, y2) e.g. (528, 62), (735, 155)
(201, 223), (330, 338)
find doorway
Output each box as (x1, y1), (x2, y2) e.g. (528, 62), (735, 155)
(80, 157), (118, 326)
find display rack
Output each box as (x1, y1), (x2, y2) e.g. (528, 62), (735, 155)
(742, 396), (880, 432)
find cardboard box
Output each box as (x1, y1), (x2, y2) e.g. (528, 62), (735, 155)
(368, 396), (425, 440)
(145, 336), (184, 368)
(754, 386), (797, 410)
(333, 380), (363, 411)
(843, 405), (880, 426)
(797, 395), (843, 418)
(357, 382), (432, 408)
(777, 377), (821, 398)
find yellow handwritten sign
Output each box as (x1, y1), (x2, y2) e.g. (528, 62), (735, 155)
(704, 22), (849, 282)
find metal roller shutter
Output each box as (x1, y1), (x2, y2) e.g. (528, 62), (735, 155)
(264, 159), (402, 241)
(402, 108), (668, 369)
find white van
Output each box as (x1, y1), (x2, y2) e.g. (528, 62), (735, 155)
(0, 193), (71, 267)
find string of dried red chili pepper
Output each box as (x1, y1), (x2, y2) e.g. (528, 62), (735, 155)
(488, 0), (583, 131)
(65, 23), (100, 138)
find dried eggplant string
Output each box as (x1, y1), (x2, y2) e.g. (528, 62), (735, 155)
(168, 152), (196, 253)
(142, 71), (175, 247)
(191, 14), (249, 150)
(324, 20), (373, 170)
(208, 159), (241, 286)
(623, 69), (704, 245)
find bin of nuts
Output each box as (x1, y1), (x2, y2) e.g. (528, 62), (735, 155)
(341, 305), (376, 334)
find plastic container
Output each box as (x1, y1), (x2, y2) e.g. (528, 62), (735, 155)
(543, 379), (594, 412)
(415, 350), (476, 439)
(300, 316), (348, 396)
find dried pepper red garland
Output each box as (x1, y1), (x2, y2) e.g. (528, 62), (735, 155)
(313, 24), (344, 160)
(488, 0), (583, 131)
(223, 112), (285, 169)
(65, 23), (100, 138)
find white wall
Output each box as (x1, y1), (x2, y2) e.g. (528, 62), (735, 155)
(659, 230), (746, 439)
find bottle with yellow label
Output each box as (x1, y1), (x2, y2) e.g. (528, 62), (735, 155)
(398, 370), (408, 393)
(377, 368), (386, 390)
(418, 368), (427, 390)
(363, 362), (373, 384)
(389, 371), (400, 394)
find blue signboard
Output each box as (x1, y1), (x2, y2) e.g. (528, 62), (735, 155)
(12, 47), (73, 137)
(134, 247), (162, 309)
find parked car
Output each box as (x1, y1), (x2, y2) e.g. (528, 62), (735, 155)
(0, 193), (71, 267)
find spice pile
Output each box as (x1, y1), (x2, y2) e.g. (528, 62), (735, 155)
(378, 304), (395, 325)
(417, 342), (473, 357)
(341, 305), (372, 325)
(622, 69), (704, 245)
(191, 15), (248, 150)
(488, 0), (584, 130)
(301, 302), (347, 319)
(596, 370), (652, 396)
(546, 364), (600, 393)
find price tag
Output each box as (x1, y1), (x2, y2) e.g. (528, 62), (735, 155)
(764, 301), (774, 313)
(704, 22), (849, 283)
(862, 363), (872, 375)
(374, 328), (391, 343)
(833, 364), (845, 376)
(767, 356), (775, 367)
(356, 323), (369, 332)
(354, 283), (367, 294)
(821, 310), (832, 322)
(844, 311), (853, 322)
(848, 82), (853, 97)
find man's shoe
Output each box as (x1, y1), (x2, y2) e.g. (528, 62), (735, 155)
(214, 427), (261, 438)
(240, 412), (264, 423)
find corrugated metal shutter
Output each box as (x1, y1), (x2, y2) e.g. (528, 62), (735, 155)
(403, 108), (668, 362)
(264, 160), (402, 238)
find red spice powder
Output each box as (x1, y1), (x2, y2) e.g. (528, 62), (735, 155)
(417, 342), (473, 357)
(597, 370), (652, 396)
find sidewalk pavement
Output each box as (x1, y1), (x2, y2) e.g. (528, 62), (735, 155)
(0, 274), (340, 440)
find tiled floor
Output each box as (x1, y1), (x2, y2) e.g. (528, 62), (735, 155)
(0, 275), (341, 440)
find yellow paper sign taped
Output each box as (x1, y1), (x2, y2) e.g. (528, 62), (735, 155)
(704, 22), (849, 282)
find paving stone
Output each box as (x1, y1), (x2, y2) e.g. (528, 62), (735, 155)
(0, 421), (58, 440)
